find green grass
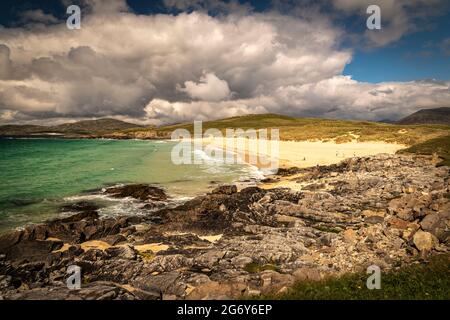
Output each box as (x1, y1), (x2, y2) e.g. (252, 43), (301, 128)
(399, 135), (450, 166)
(257, 254), (450, 300)
(126, 114), (450, 146)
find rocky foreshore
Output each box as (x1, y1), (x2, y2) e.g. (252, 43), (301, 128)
(0, 154), (449, 300)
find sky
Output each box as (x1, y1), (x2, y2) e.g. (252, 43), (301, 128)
(0, 0), (449, 125)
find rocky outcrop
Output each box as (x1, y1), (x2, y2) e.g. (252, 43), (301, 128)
(0, 154), (448, 300)
(105, 184), (168, 201)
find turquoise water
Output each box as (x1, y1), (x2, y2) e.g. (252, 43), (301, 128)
(0, 138), (260, 232)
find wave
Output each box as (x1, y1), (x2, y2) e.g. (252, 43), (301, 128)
(193, 149), (226, 164)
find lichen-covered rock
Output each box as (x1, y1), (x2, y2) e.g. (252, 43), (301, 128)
(413, 230), (439, 252)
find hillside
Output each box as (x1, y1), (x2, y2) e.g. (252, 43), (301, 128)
(399, 135), (450, 166)
(2, 113), (450, 148)
(146, 113), (449, 146)
(0, 125), (46, 136)
(397, 107), (450, 125)
(50, 118), (142, 134)
(0, 118), (142, 137)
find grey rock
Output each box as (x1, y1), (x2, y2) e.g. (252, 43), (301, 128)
(212, 185), (237, 195)
(105, 244), (137, 260)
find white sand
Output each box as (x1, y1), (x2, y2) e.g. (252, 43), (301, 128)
(198, 137), (406, 169)
(274, 140), (405, 168)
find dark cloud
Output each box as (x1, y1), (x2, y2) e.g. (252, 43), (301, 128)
(0, 0), (449, 125)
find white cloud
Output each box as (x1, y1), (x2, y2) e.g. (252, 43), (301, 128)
(144, 98), (268, 125)
(267, 76), (450, 121)
(144, 77), (450, 124)
(178, 72), (231, 101)
(0, 1), (351, 123)
(0, 0), (448, 125)
(0, 109), (18, 121)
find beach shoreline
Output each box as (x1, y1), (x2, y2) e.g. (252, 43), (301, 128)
(200, 137), (405, 168)
(1, 153), (448, 300)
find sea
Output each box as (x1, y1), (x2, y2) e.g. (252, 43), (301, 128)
(0, 138), (263, 232)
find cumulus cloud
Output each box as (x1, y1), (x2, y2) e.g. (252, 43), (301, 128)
(145, 77), (450, 124)
(0, 0), (448, 125)
(144, 98), (268, 125)
(0, 0), (351, 123)
(269, 76), (450, 121)
(178, 72), (231, 101)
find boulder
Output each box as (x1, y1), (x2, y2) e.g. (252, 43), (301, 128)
(0, 230), (23, 252)
(105, 184), (167, 201)
(56, 210), (99, 223)
(260, 271), (295, 292)
(1, 239), (63, 262)
(413, 230), (438, 252)
(342, 229), (357, 243)
(231, 256), (253, 268)
(186, 281), (247, 300)
(105, 244), (137, 260)
(388, 193), (432, 221)
(101, 234), (127, 246)
(420, 212), (450, 242)
(134, 271), (185, 297)
(212, 185), (237, 195)
(193, 250), (226, 269)
(387, 217), (410, 230)
(293, 267), (322, 281)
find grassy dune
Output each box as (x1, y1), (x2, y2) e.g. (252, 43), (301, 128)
(141, 114), (450, 146)
(118, 114), (450, 165)
(399, 135), (450, 166)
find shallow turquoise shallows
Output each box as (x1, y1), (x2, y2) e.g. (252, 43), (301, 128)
(0, 138), (259, 232)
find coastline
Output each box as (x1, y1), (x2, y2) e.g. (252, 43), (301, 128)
(0, 135), (407, 193)
(0, 153), (448, 300)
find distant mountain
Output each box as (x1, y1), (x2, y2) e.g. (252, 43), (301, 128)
(0, 125), (45, 136)
(0, 118), (142, 137)
(50, 118), (142, 134)
(397, 107), (450, 125)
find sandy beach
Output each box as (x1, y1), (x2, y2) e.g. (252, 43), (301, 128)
(273, 140), (405, 168)
(199, 136), (406, 169)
